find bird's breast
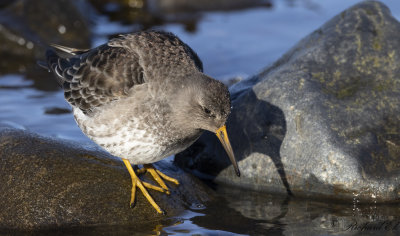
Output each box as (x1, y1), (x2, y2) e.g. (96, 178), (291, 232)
(72, 100), (201, 164)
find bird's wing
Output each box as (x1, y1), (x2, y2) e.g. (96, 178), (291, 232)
(49, 44), (89, 55)
(46, 43), (144, 114)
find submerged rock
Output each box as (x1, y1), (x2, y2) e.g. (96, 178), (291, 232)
(176, 1), (400, 202)
(0, 125), (212, 230)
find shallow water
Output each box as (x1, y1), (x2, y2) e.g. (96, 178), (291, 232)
(6, 187), (400, 235)
(1, 0), (400, 235)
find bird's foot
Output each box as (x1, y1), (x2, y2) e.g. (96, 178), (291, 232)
(122, 159), (166, 214)
(136, 164), (180, 195)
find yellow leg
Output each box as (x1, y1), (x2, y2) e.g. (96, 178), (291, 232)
(144, 164), (170, 194)
(140, 164), (180, 194)
(155, 168), (180, 185)
(122, 158), (164, 214)
(142, 182), (165, 192)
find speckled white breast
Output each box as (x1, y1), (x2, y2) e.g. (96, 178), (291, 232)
(73, 108), (169, 164)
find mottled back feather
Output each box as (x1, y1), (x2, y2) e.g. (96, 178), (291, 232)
(46, 44), (143, 114)
(45, 31), (203, 114)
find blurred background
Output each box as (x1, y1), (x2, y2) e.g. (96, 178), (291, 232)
(0, 0), (399, 143)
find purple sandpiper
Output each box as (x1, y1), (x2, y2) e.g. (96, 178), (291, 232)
(41, 31), (240, 214)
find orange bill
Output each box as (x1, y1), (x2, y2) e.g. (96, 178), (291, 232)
(215, 125), (240, 177)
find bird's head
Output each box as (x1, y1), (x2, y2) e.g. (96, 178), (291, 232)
(173, 73), (240, 176)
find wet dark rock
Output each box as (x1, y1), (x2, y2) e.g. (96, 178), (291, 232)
(147, 0), (271, 15)
(0, 125), (212, 230)
(0, 0), (92, 51)
(147, 0), (271, 32)
(88, 0), (271, 34)
(0, 0), (92, 90)
(176, 1), (400, 202)
(88, 0), (156, 30)
(44, 107), (72, 115)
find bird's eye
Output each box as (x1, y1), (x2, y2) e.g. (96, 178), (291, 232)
(203, 107), (216, 118)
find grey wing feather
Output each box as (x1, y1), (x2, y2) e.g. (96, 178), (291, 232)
(46, 44), (144, 114)
(146, 31), (203, 72)
(50, 44), (89, 55)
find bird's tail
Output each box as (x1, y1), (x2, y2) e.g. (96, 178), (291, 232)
(36, 60), (49, 70)
(44, 48), (67, 86)
(38, 44), (89, 86)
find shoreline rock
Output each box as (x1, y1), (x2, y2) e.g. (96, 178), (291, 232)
(0, 125), (212, 230)
(176, 1), (400, 202)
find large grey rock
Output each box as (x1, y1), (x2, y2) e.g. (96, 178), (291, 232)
(175, 1), (400, 202)
(0, 125), (212, 230)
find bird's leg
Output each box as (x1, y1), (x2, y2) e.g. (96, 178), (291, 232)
(140, 164), (180, 194)
(154, 166), (180, 185)
(122, 158), (165, 214)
